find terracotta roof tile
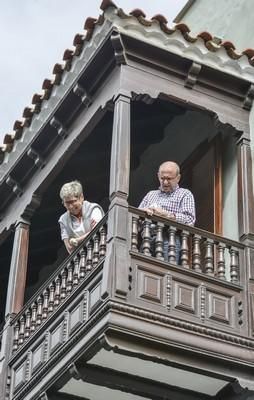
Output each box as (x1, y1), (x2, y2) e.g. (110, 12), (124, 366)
(1, 0), (254, 164)
(32, 93), (43, 113)
(100, 0), (117, 11)
(197, 31), (213, 42)
(63, 49), (74, 71)
(73, 33), (85, 56)
(242, 48), (254, 59)
(151, 14), (168, 25)
(129, 9), (146, 19)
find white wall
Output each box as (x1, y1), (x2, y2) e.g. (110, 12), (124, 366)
(179, 0), (254, 52)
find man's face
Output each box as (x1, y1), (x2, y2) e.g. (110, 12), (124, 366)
(158, 165), (180, 193)
(63, 195), (84, 216)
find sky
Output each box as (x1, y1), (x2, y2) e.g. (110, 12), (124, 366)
(0, 0), (187, 145)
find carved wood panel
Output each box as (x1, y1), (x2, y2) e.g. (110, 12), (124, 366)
(173, 280), (198, 315)
(207, 290), (232, 325)
(136, 266), (164, 305)
(10, 291), (89, 397)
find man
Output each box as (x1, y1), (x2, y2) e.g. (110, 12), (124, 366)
(138, 161), (195, 261)
(59, 180), (104, 254)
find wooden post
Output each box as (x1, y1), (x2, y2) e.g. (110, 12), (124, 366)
(0, 219), (30, 399)
(0, 195), (40, 399)
(237, 136), (254, 242)
(101, 93), (131, 299)
(237, 135), (254, 337)
(5, 220), (30, 317)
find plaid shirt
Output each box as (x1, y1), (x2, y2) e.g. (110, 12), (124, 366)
(138, 185), (196, 226)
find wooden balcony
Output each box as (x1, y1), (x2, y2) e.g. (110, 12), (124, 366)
(8, 208), (254, 400)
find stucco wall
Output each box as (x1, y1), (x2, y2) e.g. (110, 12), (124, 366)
(179, 0), (254, 52)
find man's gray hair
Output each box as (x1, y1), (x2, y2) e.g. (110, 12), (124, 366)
(60, 180), (83, 200)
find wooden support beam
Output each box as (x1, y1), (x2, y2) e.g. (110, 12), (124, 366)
(101, 94), (131, 300)
(109, 94), (130, 200)
(237, 136), (254, 242)
(5, 220), (30, 317)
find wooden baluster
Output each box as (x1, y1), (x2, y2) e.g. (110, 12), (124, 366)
(48, 283), (55, 312)
(131, 217), (138, 251)
(30, 302), (37, 332)
(73, 255), (80, 286)
(180, 231), (189, 268)
(66, 261), (73, 293)
(155, 222), (163, 260)
(204, 238), (213, 275)
(36, 296), (43, 326)
(86, 240), (93, 271)
(193, 235), (202, 272)
(230, 248), (239, 283)
(18, 316), (25, 345)
(54, 276), (61, 307)
(142, 219), (151, 256)
(60, 268), (67, 300)
(217, 243), (226, 280)
(42, 289), (49, 320)
(13, 322), (20, 351)
(93, 234), (99, 267)
(168, 226), (177, 264)
(24, 309), (31, 338)
(99, 225), (106, 259)
(79, 249), (86, 278)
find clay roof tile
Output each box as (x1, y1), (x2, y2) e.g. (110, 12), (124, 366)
(129, 9), (146, 18)
(151, 14), (168, 25)
(100, 0), (117, 11)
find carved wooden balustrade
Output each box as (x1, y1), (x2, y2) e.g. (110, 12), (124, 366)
(11, 217), (107, 353)
(129, 207), (243, 284)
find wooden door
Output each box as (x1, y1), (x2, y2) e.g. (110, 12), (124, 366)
(181, 135), (222, 234)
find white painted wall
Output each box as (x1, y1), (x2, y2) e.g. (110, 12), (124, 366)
(179, 0), (254, 52)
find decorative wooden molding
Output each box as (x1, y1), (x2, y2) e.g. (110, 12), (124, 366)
(237, 136), (254, 241)
(242, 83), (254, 110)
(166, 274), (172, 312)
(6, 176), (23, 197)
(73, 83), (91, 107)
(69, 362), (81, 380)
(21, 194), (41, 222)
(111, 31), (126, 65)
(9, 298), (254, 400)
(27, 148), (45, 169)
(200, 284), (206, 322)
(49, 117), (67, 139)
(184, 61), (202, 89)
(131, 92), (155, 105)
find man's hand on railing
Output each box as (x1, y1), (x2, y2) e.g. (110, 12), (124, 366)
(141, 206), (175, 220)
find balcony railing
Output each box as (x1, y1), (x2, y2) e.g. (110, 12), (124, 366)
(11, 207), (246, 354)
(129, 207), (244, 284)
(11, 216), (107, 353)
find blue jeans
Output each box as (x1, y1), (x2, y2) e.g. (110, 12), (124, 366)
(163, 235), (181, 264)
(148, 234), (180, 264)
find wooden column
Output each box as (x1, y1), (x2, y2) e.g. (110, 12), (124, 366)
(0, 220), (30, 399)
(237, 135), (254, 338)
(5, 219), (30, 317)
(237, 136), (254, 242)
(101, 94), (131, 299)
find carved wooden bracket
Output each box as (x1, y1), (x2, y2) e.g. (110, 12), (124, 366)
(27, 147), (45, 169)
(73, 83), (92, 107)
(50, 117), (68, 139)
(69, 362), (81, 380)
(242, 83), (254, 110)
(6, 176), (23, 197)
(131, 92), (155, 105)
(111, 31), (126, 65)
(21, 194), (41, 222)
(185, 61), (202, 89)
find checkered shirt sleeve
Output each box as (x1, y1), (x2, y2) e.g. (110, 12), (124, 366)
(138, 187), (196, 226)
